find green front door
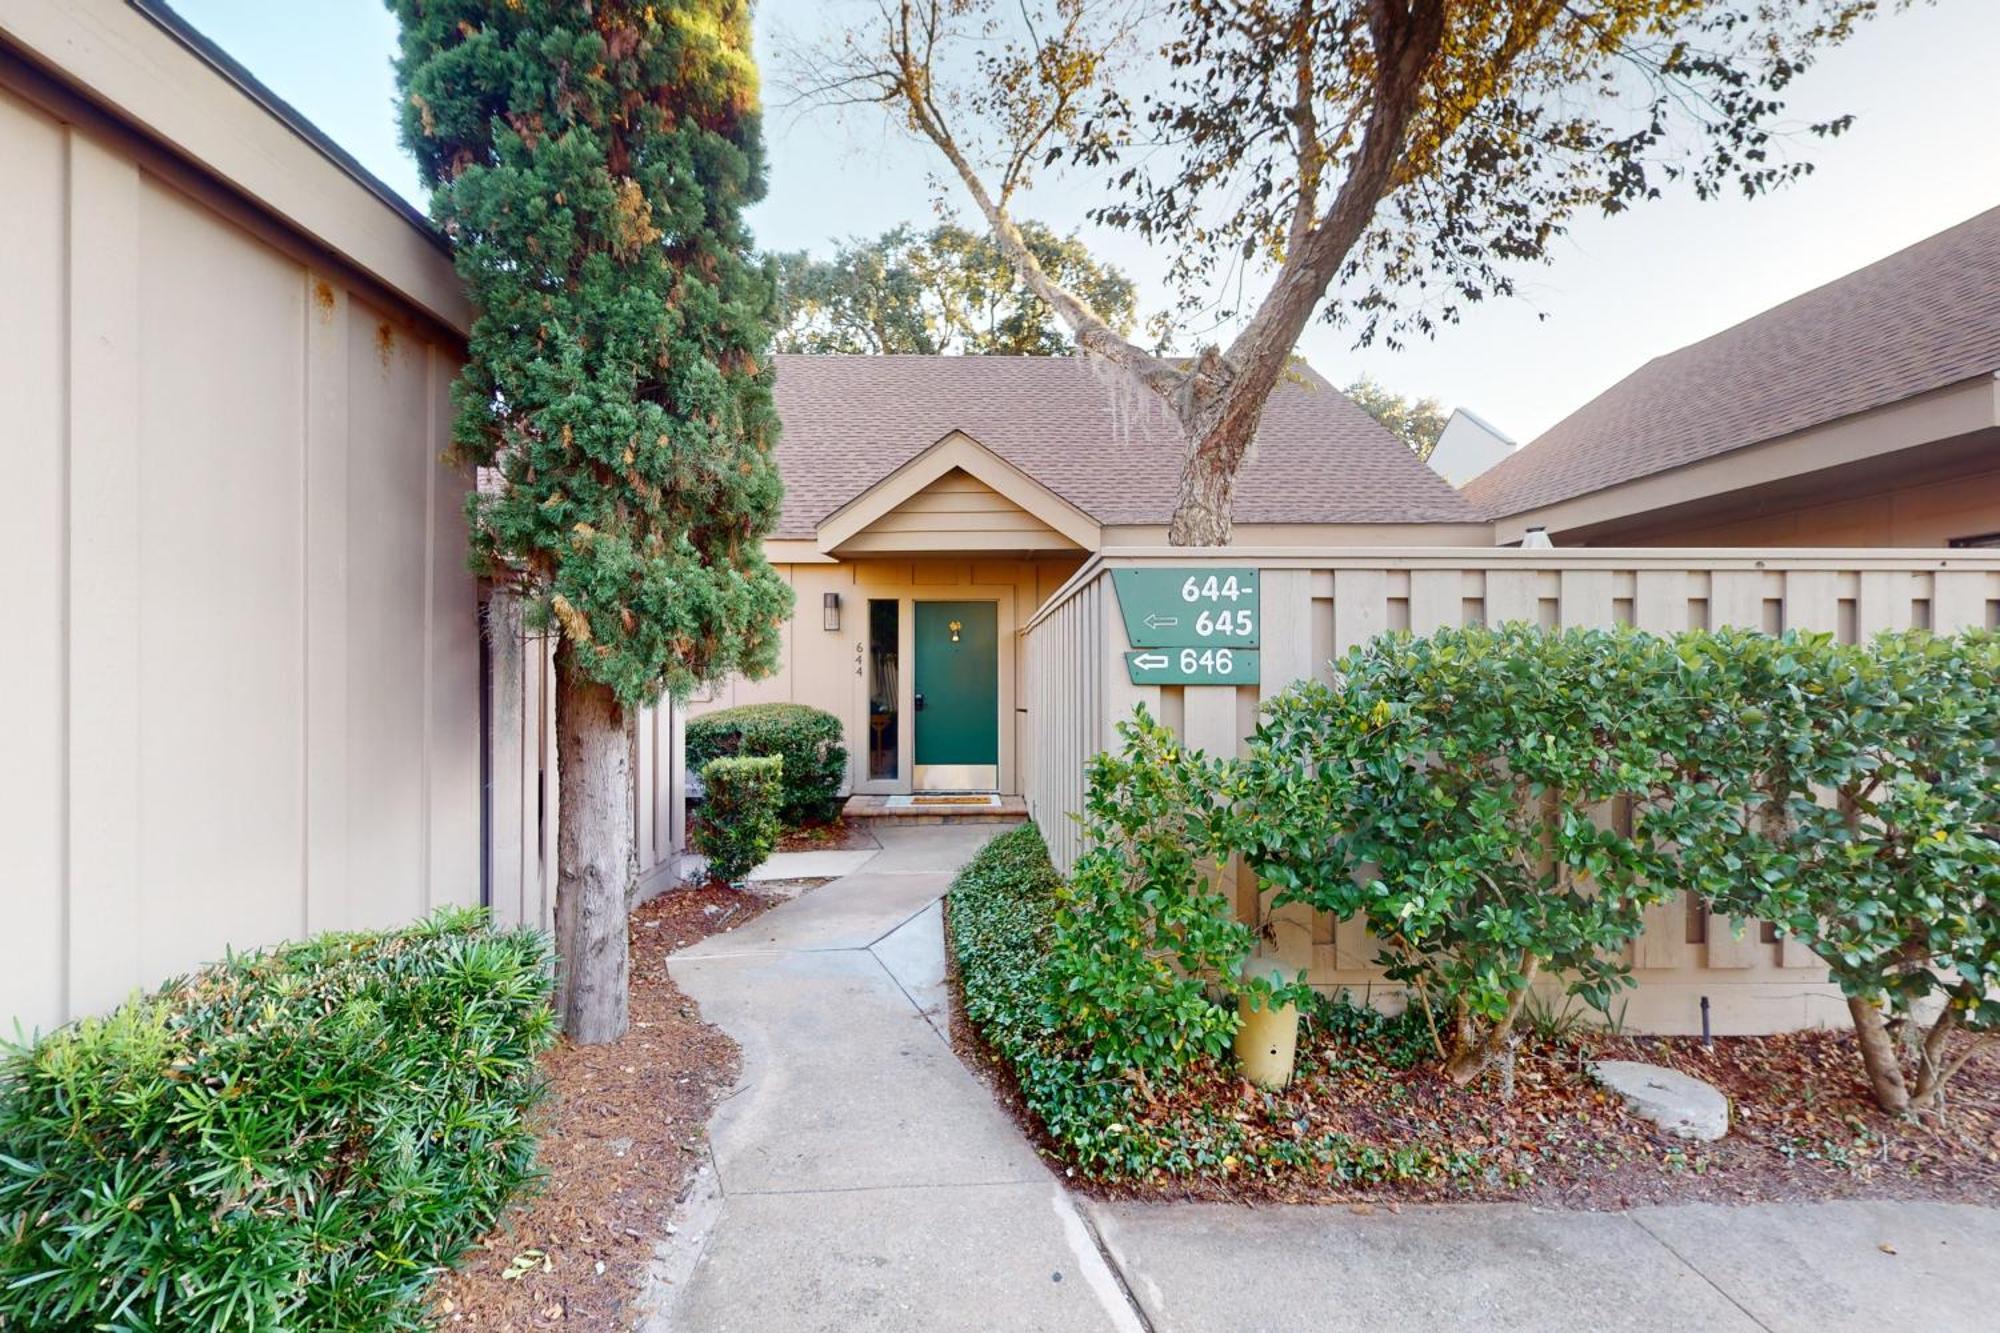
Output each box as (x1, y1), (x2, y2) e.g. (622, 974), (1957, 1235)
(913, 601), (999, 791)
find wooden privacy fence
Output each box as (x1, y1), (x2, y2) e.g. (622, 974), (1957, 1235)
(484, 594), (689, 935)
(1021, 547), (2000, 1035)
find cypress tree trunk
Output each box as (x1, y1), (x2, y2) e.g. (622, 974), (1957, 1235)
(554, 641), (632, 1045)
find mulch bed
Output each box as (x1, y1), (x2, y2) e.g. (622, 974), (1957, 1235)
(775, 817), (879, 853)
(941, 925), (2000, 1210)
(429, 884), (781, 1329)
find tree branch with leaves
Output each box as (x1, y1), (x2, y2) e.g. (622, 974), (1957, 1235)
(789, 0), (1888, 544)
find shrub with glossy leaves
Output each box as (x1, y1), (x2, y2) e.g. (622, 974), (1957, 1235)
(1241, 625), (1691, 1084)
(688, 703), (847, 826)
(1674, 628), (2000, 1114)
(948, 824), (1451, 1183)
(693, 754), (784, 883)
(1049, 710), (1299, 1083)
(0, 909), (555, 1332)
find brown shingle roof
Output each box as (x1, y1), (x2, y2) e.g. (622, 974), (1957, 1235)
(1463, 205), (2000, 520)
(768, 354), (1478, 538)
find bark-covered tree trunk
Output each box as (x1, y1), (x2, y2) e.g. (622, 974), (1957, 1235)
(1445, 955), (1542, 1085)
(554, 641), (633, 1044)
(1848, 995), (1911, 1114)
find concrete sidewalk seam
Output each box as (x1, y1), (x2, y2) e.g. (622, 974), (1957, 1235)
(862, 894), (951, 953)
(1624, 1211), (1774, 1332)
(1072, 1200), (1158, 1333)
(866, 943), (950, 1045)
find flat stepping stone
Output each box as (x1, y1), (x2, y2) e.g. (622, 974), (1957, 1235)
(1591, 1060), (1730, 1141)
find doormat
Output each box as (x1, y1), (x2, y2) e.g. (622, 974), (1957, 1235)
(885, 793), (1002, 809)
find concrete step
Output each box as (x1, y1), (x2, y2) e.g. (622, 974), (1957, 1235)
(842, 793), (1029, 827)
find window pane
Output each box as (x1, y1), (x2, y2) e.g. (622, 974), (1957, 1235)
(868, 599), (899, 780)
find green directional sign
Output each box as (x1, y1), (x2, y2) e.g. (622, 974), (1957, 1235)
(1111, 568), (1260, 648)
(1124, 646), (1261, 686)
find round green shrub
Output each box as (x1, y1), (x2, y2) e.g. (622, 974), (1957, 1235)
(0, 908), (555, 1331)
(688, 703), (847, 826)
(694, 754), (785, 883)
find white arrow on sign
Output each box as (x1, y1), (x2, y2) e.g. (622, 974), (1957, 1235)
(1131, 653), (1170, 669)
(1143, 612), (1179, 629)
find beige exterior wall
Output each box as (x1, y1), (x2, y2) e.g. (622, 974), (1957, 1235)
(838, 468), (1078, 554)
(1023, 547), (2000, 1035)
(1491, 378), (2000, 547)
(0, 78), (488, 1036)
(1613, 464), (2000, 548)
(690, 557), (1086, 795)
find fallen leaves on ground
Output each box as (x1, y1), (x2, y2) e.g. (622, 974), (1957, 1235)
(428, 884), (781, 1329)
(950, 974), (2000, 1211)
(775, 818), (879, 853)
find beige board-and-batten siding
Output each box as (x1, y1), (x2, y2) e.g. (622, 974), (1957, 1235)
(0, 79), (481, 1035)
(1023, 548), (2000, 1035)
(0, 8), (688, 1037)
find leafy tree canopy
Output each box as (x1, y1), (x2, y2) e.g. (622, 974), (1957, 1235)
(772, 219), (1139, 355)
(792, 0), (1889, 543)
(390, 0), (792, 707)
(1342, 375), (1448, 459)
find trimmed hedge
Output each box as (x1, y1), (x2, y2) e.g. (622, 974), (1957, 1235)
(948, 825), (1465, 1184)
(687, 703), (846, 826)
(0, 908), (555, 1331)
(694, 754), (784, 883)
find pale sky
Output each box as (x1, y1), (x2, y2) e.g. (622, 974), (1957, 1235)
(174, 0), (2000, 443)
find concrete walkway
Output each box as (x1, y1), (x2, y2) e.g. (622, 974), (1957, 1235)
(641, 825), (1144, 1332)
(642, 826), (2000, 1333)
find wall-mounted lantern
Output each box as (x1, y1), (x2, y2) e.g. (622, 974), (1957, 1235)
(823, 591), (841, 632)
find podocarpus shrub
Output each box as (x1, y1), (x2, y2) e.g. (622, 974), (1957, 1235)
(694, 754), (784, 883)
(1674, 628), (2000, 1114)
(1242, 625), (1694, 1084)
(0, 909), (555, 1331)
(688, 703), (847, 827)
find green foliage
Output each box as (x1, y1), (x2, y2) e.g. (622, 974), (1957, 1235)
(0, 910), (555, 1332)
(687, 702), (847, 826)
(1049, 711), (1302, 1081)
(389, 1), (791, 708)
(1309, 991), (1435, 1072)
(1671, 628), (2000, 1110)
(948, 826), (1463, 1184)
(772, 220), (1139, 355)
(694, 755), (784, 883)
(1243, 625), (1689, 1080)
(1341, 375), (1449, 459)
(1069, 1), (1879, 343)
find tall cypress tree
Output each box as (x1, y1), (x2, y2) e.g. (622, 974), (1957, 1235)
(390, 0), (790, 1042)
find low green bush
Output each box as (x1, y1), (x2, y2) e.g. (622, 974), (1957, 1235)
(1240, 624), (1695, 1085)
(694, 754), (784, 883)
(1674, 628), (2000, 1114)
(0, 908), (555, 1332)
(1052, 711), (1298, 1082)
(687, 703), (847, 826)
(1216, 622), (1998, 1111)
(948, 824), (1465, 1184)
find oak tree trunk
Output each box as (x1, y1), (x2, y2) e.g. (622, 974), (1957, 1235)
(554, 641), (633, 1044)
(1848, 995), (1910, 1114)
